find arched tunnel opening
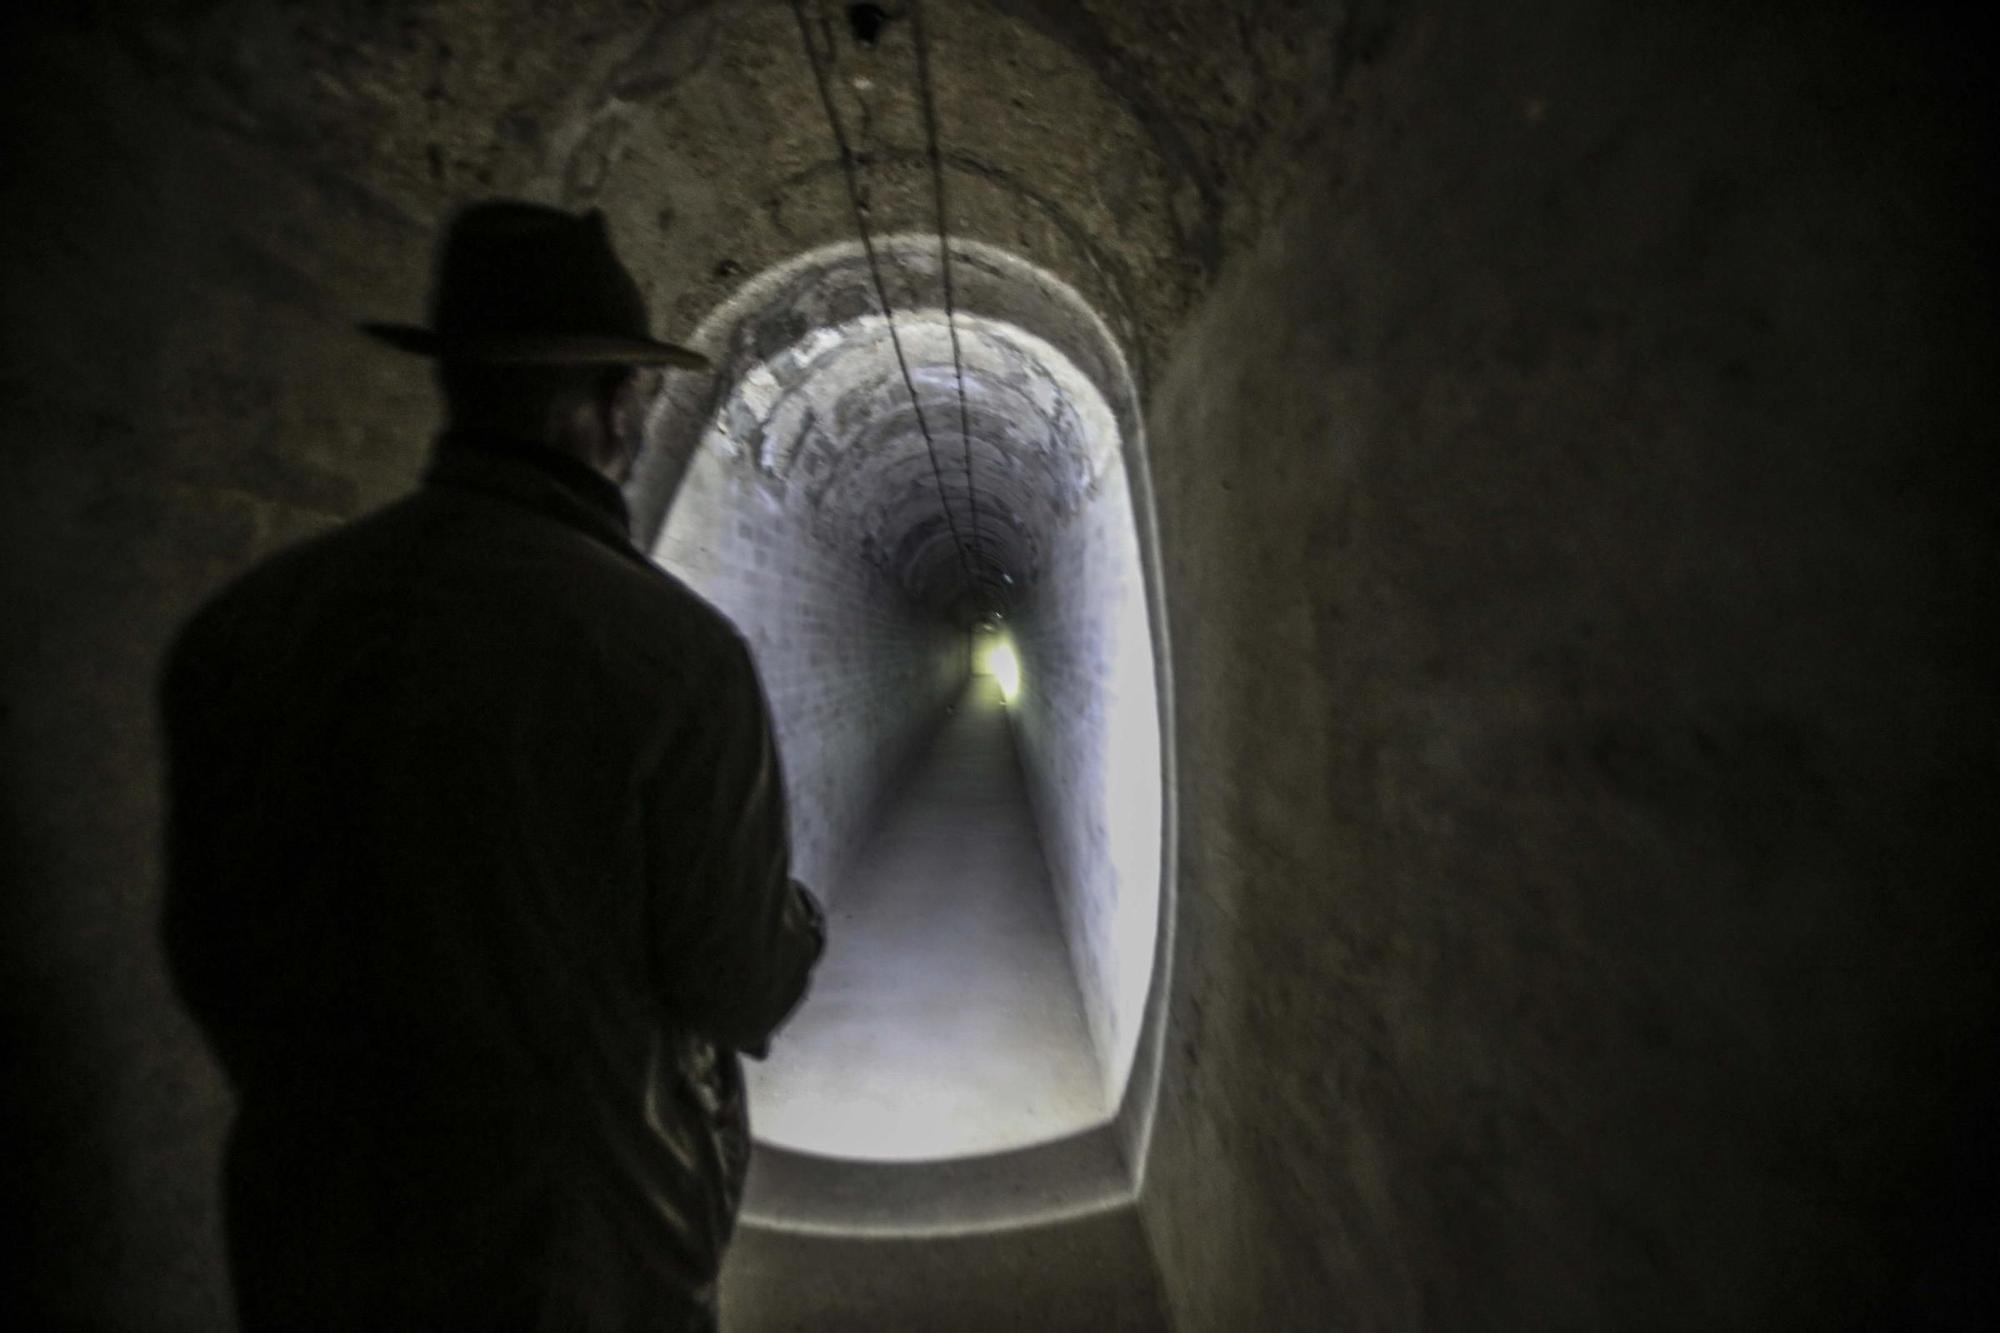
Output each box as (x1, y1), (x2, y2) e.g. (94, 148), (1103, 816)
(639, 237), (1168, 1174)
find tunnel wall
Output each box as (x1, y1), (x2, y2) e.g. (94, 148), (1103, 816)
(1009, 456), (1162, 1107)
(655, 464), (967, 903)
(1137, 6), (1999, 1331)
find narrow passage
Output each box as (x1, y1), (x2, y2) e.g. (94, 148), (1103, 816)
(745, 675), (1106, 1162)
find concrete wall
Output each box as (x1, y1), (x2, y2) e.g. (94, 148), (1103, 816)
(653, 455), (966, 904)
(1010, 454), (1163, 1108)
(1137, 6), (1999, 1330)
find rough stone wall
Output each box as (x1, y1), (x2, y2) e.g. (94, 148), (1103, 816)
(653, 464), (966, 903)
(1010, 456), (1162, 1107)
(2, 23), (437, 1332)
(1138, 6), (1999, 1330)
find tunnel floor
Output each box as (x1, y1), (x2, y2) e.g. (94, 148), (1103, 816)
(745, 676), (1107, 1162)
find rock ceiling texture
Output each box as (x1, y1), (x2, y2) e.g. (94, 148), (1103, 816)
(10, 0), (1366, 594)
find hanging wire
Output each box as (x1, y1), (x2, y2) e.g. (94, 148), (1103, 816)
(786, 0), (982, 603)
(909, 0), (988, 597)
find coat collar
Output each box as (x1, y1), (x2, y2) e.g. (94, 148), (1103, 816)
(424, 431), (635, 555)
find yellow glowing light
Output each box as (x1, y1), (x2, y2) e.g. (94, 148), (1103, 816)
(982, 638), (1022, 703)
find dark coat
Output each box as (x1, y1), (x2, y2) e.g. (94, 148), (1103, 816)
(161, 435), (824, 1331)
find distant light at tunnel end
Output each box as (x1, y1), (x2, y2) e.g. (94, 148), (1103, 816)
(982, 637), (1023, 704)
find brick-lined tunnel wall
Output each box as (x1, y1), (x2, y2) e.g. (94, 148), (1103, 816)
(654, 462), (966, 904)
(1009, 454), (1162, 1107)
(1137, 6), (1999, 1330)
(642, 234), (1162, 1084)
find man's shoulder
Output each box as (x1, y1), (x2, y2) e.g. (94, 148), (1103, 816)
(406, 484), (753, 677)
(596, 554), (752, 673)
(184, 492), (428, 612)
(167, 486), (753, 700)
(163, 497), (416, 677)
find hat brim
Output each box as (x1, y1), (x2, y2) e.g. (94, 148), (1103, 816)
(362, 323), (712, 371)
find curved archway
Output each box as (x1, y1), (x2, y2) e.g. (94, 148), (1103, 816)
(635, 237), (1174, 1223)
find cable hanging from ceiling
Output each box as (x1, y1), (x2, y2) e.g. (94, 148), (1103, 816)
(910, 0), (988, 600)
(787, 0), (999, 615)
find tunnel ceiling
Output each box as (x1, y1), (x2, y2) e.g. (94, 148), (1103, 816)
(91, 0), (1351, 484)
(655, 236), (1127, 619)
(42, 0), (1358, 596)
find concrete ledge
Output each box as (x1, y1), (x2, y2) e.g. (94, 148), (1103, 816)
(740, 1125), (1134, 1238)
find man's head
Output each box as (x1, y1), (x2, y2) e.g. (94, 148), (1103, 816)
(438, 361), (659, 484)
(362, 201), (709, 481)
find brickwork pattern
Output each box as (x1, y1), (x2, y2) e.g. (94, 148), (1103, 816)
(1009, 459), (1163, 1106)
(654, 464), (966, 903)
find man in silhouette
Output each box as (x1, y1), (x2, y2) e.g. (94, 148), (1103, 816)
(161, 202), (825, 1331)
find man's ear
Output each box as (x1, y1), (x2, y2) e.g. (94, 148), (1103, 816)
(597, 372), (641, 476)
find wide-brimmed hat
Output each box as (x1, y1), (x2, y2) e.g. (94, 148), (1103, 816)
(361, 202), (710, 370)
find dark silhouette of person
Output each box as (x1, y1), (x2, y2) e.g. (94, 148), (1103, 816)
(160, 202), (825, 1332)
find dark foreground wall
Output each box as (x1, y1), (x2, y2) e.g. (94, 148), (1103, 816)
(1139, 5), (1997, 1329)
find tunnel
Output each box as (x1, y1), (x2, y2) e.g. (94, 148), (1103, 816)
(5, 2), (1998, 1331)
(644, 234), (1168, 1180)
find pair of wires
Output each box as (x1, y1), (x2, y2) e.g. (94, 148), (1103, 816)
(787, 0), (995, 612)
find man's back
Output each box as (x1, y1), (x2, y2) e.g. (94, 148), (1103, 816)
(162, 440), (822, 1330)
